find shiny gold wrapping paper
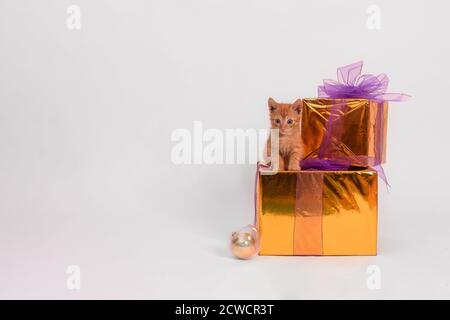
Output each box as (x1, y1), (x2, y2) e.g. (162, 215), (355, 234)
(301, 99), (388, 166)
(257, 169), (378, 256)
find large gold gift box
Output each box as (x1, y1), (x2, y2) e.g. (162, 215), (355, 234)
(301, 98), (388, 166)
(256, 168), (378, 256)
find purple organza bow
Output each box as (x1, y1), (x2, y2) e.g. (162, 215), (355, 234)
(318, 61), (410, 101)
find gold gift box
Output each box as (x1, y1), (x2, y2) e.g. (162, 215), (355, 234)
(301, 98), (388, 166)
(256, 168), (378, 256)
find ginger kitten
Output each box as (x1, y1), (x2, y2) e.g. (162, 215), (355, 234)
(265, 97), (304, 171)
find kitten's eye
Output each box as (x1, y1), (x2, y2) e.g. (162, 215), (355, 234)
(275, 119), (281, 124)
(287, 119), (293, 125)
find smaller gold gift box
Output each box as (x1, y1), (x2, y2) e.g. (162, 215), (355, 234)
(301, 98), (388, 167)
(256, 168), (378, 256)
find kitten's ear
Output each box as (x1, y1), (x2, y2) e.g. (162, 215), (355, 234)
(268, 97), (278, 112)
(292, 99), (302, 115)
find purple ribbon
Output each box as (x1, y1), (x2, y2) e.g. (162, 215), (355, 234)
(254, 162), (269, 227)
(318, 61), (410, 102)
(304, 61), (411, 185)
(301, 158), (352, 171)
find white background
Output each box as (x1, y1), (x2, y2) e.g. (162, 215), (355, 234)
(1, 0), (449, 299)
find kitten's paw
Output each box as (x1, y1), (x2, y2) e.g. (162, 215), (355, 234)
(287, 164), (300, 171)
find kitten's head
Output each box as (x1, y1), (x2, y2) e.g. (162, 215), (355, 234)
(268, 97), (302, 136)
